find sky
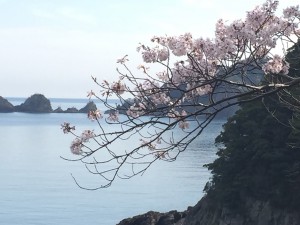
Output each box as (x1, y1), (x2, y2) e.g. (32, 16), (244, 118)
(0, 0), (299, 98)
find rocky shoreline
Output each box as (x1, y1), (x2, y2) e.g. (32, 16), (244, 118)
(0, 94), (96, 113)
(117, 210), (189, 225)
(117, 195), (300, 225)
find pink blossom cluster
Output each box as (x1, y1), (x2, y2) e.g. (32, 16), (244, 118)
(70, 138), (82, 155)
(178, 110), (189, 130)
(88, 110), (103, 121)
(126, 104), (145, 118)
(117, 55), (129, 64)
(118, 0), (299, 122)
(138, 80), (171, 105)
(283, 5), (300, 19)
(137, 44), (169, 63)
(156, 71), (169, 81)
(110, 81), (126, 95)
(137, 0), (299, 81)
(70, 130), (95, 155)
(80, 130), (95, 142)
(107, 111), (119, 122)
(61, 122), (75, 134)
(69, 1), (299, 155)
(88, 1), (300, 131)
(178, 120), (189, 130)
(262, 54), (289, 75)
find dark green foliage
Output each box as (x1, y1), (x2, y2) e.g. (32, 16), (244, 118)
(286, 40), (300, 79)
(205, 98), (300, 210)
(205, 41), (300, 211)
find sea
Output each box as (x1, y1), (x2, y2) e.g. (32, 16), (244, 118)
(0, 98), (225, 225)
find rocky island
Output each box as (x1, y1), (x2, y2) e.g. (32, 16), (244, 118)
(0, 94), (97, 113)
(0, 96), (15, 112)
(14, 94), (53, 113)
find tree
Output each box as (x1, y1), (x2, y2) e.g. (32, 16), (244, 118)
(203, 34), (300, 211)
(62, 0), (300, 189)
(205, 96), (300, 210)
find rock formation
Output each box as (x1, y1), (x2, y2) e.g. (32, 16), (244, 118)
(117, 196), (300, 225)
(185, 196), (300, 225)
(0, 96), (14, 112)
(53, 106), (64, 113)
(63, 107), (79, 113)
(53, 101), (97, 113)
(79, 101), (97, 113)
(117, 210), (188, 225)
(0, 94), (98, 113)
(14, 94), (53, 113)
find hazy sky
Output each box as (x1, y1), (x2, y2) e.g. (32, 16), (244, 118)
(0, 0), (298, 98)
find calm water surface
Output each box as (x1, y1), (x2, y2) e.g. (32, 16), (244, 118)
(0, 98), (224, 225)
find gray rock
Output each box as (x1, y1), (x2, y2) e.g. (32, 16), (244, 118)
(64, 107), (79, 113)
(53, 106), (64, 113)
(183, 196), (300, 225)
(14, 94), (52, 113)
(0, 96), (14, 112)
(117, 196), (300, 225)
(79, 101), (97, 113)
(117, 210), (187, 225)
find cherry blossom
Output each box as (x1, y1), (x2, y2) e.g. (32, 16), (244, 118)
(111, 81), (126, 95)
(117, 55), (129, 64)
(80, 130), (95, 142)
(178, 120), (189, 130)
(107, 111), (119, 122)
(126, 105), (144, 118)
(283, 5), (300, 19)
(70, 138), (82, 155)
(63, 0), (300, 188)
(61, 122), (75, 134)
(262, 55), (289, 75)
(137, 65), (150, 73)
(156, 71), (169, 81)
(87, 90), (95, 99)
(88, 110), (103, 121)
(157, 48), (169, 61)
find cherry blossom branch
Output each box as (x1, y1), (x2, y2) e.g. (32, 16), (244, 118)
(62, 0), (300, 189)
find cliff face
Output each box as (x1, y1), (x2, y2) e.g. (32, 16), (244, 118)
(117, 196), (300, 225)
(185, 196), (300, 225)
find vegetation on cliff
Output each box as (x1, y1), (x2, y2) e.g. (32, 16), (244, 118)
(205, 97), (300, 210)
(205, 40), (300, 211)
